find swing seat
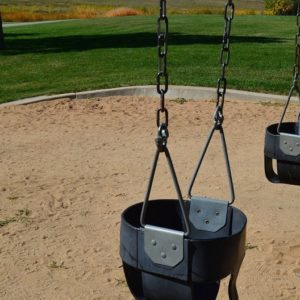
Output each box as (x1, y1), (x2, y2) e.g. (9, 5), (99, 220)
(120, 199), (247, 300)
(265, 122), (300, 185)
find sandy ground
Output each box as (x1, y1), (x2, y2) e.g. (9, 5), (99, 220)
(0, 96), (299, 300)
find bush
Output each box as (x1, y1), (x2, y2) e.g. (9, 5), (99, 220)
(265, 0), (298, 15)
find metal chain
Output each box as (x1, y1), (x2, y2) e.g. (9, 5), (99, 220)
(187, 0), (236, 203)
(292, 3), (300, 89)
(278, 2), (300, 131)
(156, 0), (169, 128)
(294, 3), (300, 122)
(214, 0), (235, 128)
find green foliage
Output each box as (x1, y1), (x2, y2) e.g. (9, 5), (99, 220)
(265, 0), (298, 15)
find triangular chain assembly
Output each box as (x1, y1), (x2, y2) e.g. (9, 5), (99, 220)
(140, 124), (190, 267)
(188, 125), (234, 232)
(140, 124), (190, 236)
(140, 0), (190, 267)
(188, 0), (235, 232)
(188, 125), (235, 204)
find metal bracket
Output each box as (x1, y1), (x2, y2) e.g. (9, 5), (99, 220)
(189, 197), (228, 232)
(279, 133), (300, 156)
(144, 225), (184, 267)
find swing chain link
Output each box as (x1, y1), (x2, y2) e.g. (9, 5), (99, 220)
(214, 0), (235, 128)
(292, 2), (300, 88)
(156, 0), (169, 125)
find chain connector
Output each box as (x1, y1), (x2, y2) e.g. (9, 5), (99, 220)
(155, 123), (169, 152)
(214, 106), (224, 129)
(216, 77), (227, 107)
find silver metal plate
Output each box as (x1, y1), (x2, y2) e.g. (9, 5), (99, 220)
(144, 225), (184, 267)
(189, 197), (228, 232)
(279, 133), (300, 156)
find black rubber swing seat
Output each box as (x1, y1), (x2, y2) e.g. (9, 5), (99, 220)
(120, 199), (247, 300)
(265, 122), (300, 185)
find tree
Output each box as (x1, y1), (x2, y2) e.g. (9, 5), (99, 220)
(0, 12), (5, 49)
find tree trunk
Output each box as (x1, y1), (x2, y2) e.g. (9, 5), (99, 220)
(0, 12), (5, 49)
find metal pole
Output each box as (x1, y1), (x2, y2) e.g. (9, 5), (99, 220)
(0, 12), (5, 50)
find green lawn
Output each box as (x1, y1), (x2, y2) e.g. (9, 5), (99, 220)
(0, 14), (297, 103)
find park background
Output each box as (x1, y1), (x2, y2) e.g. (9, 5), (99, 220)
(1, 0), (300, 103)
(0, 2), (300, 300)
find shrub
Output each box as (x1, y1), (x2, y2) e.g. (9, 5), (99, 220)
(105, 7), (142, 18)
(265, 0), (298, 15)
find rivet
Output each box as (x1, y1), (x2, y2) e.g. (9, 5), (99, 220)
(171, 244), (177, 251)
(284, 140), (287, 145)
(161, 252), (167, 259)
(296, 143), (300, 147)
(216, 211), (220, 216)
(205, 220), (210, 224)
(196, 208), (201, 213)
(151, 240), (157, 246)
(290, 147), (293, 152)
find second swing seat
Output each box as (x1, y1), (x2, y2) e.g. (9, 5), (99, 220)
(265, 122), (300, 185)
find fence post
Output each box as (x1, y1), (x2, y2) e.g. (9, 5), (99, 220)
(0, 12), (5, 49)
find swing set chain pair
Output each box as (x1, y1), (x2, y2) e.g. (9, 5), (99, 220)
(215, 0), (235, 128)
(278, 1), (300, 130)
(156, 0), (169, 129)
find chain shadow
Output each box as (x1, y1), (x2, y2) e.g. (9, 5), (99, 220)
(1, 32), (285, 56)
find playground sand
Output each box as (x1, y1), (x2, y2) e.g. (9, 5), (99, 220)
(0, 96), (299, 299)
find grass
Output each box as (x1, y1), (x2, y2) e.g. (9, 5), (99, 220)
(0, 1), (265, 22)
(245, 242), (258, 250)
(49, 261), (67, 269)
(0, 15), (297, 103)
(0, 5), (263, 22)
(0, 209), (31, 228)
(0, 217), (17, 228)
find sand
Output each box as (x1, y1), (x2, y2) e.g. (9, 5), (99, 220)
(0, 96), (299, 300)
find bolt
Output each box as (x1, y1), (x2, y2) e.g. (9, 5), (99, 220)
(216, 211), (220, 216)
(290, 147), (293, 152)
(171, 244), (177, 251)
(151, 240), (157, 246)
(205, 220), (210, 224)
(161, 252), (167, 259)
(196, 208), (201, 213)
(296, 143), (300, 147)
(284, 140), (287, 145)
